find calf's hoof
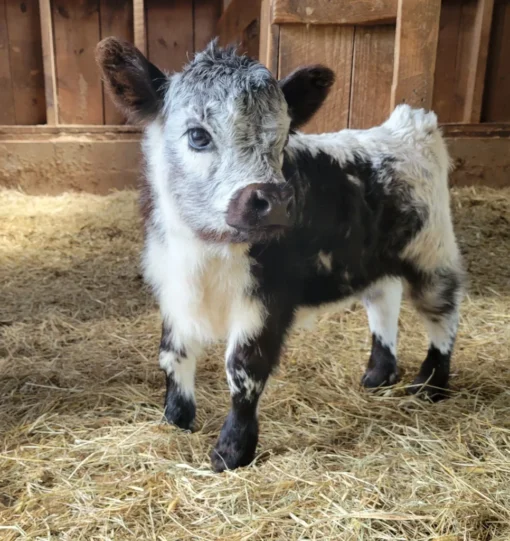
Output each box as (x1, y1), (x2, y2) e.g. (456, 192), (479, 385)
(361, 364), (399, 389)
(406, 374), (449, 402)
(210, 413), (258, 472)
(164, 397), (196, 431)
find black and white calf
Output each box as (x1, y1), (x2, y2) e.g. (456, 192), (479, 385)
(97, 38), (465, 472)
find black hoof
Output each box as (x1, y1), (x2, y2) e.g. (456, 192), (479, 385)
(361, 365), (400, 389)
(210, 413), (258, 472)
(406, 375), (449, 402)
(164, 396), (196, 431)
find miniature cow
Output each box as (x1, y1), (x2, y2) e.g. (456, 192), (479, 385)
(96, 38), (464, 472)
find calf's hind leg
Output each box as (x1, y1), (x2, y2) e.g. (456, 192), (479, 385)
(361, 277), (403, 389)
(408, 269), (463, 401)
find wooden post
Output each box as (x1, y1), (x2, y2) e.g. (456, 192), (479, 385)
(38, 0), (58, 125)
(463, 0), (495, 123)
(133, 0), (146, 55)
(259, 0), (279, 74)
(390, 0), (441, 110)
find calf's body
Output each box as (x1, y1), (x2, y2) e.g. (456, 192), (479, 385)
(97, 39), (464, 472)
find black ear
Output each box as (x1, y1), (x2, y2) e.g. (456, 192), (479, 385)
(96, 37), (167, 124)
(279, 65), (335, 130)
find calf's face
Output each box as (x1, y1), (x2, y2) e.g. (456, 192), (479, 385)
(96, 38), (334, 242)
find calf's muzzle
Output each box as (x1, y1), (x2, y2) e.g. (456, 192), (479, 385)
(226, 183), (295, 230)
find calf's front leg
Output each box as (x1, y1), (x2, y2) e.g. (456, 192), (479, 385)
(159, 323), (201, 431)
(211, 317), (290, 472)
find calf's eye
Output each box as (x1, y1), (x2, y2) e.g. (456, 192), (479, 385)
(188, 128), (212, 150)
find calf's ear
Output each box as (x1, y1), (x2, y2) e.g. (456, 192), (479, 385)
(96, 37), (167, 124)
(279, 65), (335, 130)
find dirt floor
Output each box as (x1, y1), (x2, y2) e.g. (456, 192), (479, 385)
(1, 186), (510, 540)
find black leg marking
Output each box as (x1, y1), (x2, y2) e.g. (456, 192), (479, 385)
(407, 345), (451, 401)
(159, 323), (196, 431)
(211, 307), (293, 472)
(362, 334), (400, 389)
(407, 268), (464, 402)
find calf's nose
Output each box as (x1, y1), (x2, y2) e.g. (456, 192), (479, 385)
(227, 183), (295, 230)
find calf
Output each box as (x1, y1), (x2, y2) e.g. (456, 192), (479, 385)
(97, 38), (465, 472)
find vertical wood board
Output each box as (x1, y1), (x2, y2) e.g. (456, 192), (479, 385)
(278, 24), (355, 132)
(99, 0), (133, 124)
(146, 0), (193, 74)
(482, 0), (510, 121)
(349, 25), (395, 128)
(52, 0), (104, 124)
(0, 0), (15, 124)
(194, 0), (222, 52)
(39, 0), (58, 124)
(5, 0), (46, 125)
(391, 0), (441, 109)
(133, 0), (146, 54)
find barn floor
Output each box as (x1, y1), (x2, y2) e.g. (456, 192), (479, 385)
(1, 187), (510, 541)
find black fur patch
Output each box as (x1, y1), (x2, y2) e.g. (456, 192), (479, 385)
(164, 376), (196, 430)
(408, 345), (451, 402)
(362, 335), (399, 389)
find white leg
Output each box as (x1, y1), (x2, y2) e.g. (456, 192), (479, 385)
(361, 277), (403, 388)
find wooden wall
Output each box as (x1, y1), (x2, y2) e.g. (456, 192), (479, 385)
(0, 0), (221, 125)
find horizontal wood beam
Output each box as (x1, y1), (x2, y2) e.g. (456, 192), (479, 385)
(2, 125), (510, 193)
(272, 0), (398, 25)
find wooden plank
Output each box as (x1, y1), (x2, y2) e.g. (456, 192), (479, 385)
(0, 137), (141, 194)
(194, 0), (222, 51)
(273, 0), (398, 25)
(99, 0), (133, 124)
(52, 0), (103, 124)
(2, 130), (509, 193)
(133, 0), (146, 55)
(463, 0), (495, 122)
(432, 0), (462, 123)
(259, 0), (279, 71)
(38, 0), (58, 124)
(482, 0), (510, 122)
(146, 0), (193, 73)
(5, 0), (46, 125)
(391, 0), (441, 109)
(217, 0), (261, 49)
(278, 24), (355, 132)
(349, 25), (395, 129)
(0, 0), (15, 124)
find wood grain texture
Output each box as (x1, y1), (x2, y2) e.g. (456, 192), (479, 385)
(194, 0), (222, 51)
(5, 0), (46, 125)
(217, 0), (261, 49)
(133, 0), (146, 55)
(463, 0), (494, 122)
(278, 24), (355, 132)
(273, 0), (398, 25)
(146, 0), (193, 73)
(38, 0), (58, 124)
(349, 25), (395, 128)
(52, 0), (103, 124)
(0, 0), (15, 124)
(391, 0), (441, 109)
(482, 0), (510, 122)
(259, 0), (278, 70)
(99, 0), (133, 124)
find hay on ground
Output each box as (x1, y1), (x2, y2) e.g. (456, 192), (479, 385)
(0, 186), (510, 540)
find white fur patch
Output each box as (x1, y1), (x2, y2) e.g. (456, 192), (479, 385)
(363, 277), (403, 355)
(159, 350), (196, 400)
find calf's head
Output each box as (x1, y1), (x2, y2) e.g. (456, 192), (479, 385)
(96, 38), (334, 242)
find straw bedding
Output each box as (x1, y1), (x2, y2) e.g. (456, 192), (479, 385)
(0, 186), (509, 540)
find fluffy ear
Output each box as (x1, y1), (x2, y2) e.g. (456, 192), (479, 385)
(279, 65), (335, 130)
(96, 37), (167, 124)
